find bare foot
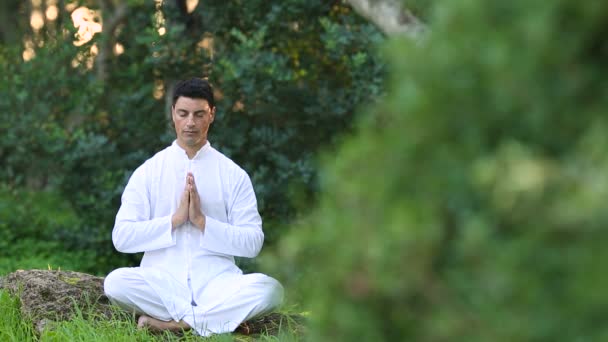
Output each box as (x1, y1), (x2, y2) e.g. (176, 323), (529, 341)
(137, 315), (191, 333)
(235, 321), (252, 335)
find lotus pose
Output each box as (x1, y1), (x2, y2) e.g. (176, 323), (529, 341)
(104, 78), (283, 336)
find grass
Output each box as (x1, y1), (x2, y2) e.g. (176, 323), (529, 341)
(0, 253), (304, 341)
(0, 290), (303, 342)
(0, 290), (35, 341)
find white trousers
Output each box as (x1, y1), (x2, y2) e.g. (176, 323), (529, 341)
(104, 267), (283, 336)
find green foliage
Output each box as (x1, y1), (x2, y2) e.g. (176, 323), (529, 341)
(204, 1), (385, 242)
(0, 187), (100, 275)
(275, 0), (608, 340)
(0, 1), (385, 275)
(0, 291), (34, 341)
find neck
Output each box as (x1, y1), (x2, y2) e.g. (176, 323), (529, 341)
(177, 140), (206, 159)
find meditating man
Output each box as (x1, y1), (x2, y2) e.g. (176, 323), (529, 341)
(104, 78), (283, 336)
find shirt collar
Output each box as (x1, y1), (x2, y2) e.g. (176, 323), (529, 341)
(171, 140), (211, 160)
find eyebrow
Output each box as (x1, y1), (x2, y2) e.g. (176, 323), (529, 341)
(176, 109), (209, 114)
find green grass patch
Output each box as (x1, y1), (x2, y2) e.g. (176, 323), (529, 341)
(0, 290), (35, 341)
(0, 290), (302, 341)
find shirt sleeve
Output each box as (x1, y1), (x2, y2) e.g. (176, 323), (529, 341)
(112, 165), (176, 253)
(200, 169), (264, 258)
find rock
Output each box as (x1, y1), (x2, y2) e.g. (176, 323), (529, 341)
(0, 269), (112, 334)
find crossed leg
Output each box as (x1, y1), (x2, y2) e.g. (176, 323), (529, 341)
(104, 267), (283, 336)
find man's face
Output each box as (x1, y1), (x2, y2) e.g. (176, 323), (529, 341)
(172, 96), (215, 150)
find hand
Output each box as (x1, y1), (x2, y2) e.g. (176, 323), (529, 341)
(187, 172), (206, 231)
(172, 179), (190, 230)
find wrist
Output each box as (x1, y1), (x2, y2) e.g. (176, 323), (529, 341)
(171, 214), (185, 230)
(194, 215), (206, 231)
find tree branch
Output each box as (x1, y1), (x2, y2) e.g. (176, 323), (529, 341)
(345, 0), (426, 38)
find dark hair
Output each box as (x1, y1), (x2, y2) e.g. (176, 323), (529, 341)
(172, 78), (215, 108)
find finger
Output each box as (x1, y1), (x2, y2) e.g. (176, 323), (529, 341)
(189, 191), (197, 208)
(184, 187), (190, 203)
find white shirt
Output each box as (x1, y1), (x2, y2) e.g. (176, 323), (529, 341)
(112, 140), (264, 312)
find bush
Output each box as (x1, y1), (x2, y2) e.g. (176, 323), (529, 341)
(0, 187), (100, 275)
(0, 1), (386, 275)
(276, 0), (608, 340)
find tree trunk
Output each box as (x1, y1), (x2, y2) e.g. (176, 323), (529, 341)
(96, 0), (129, 83)
(0, 0), (27, 45)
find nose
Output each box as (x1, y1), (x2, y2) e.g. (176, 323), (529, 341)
(186, 115), (195, 126)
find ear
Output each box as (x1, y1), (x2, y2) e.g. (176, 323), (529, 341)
(171, 105), (177, 123)
(209, 106), (216, 123)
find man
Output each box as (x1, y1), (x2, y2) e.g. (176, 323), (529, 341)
(104, 78), (283, 336)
